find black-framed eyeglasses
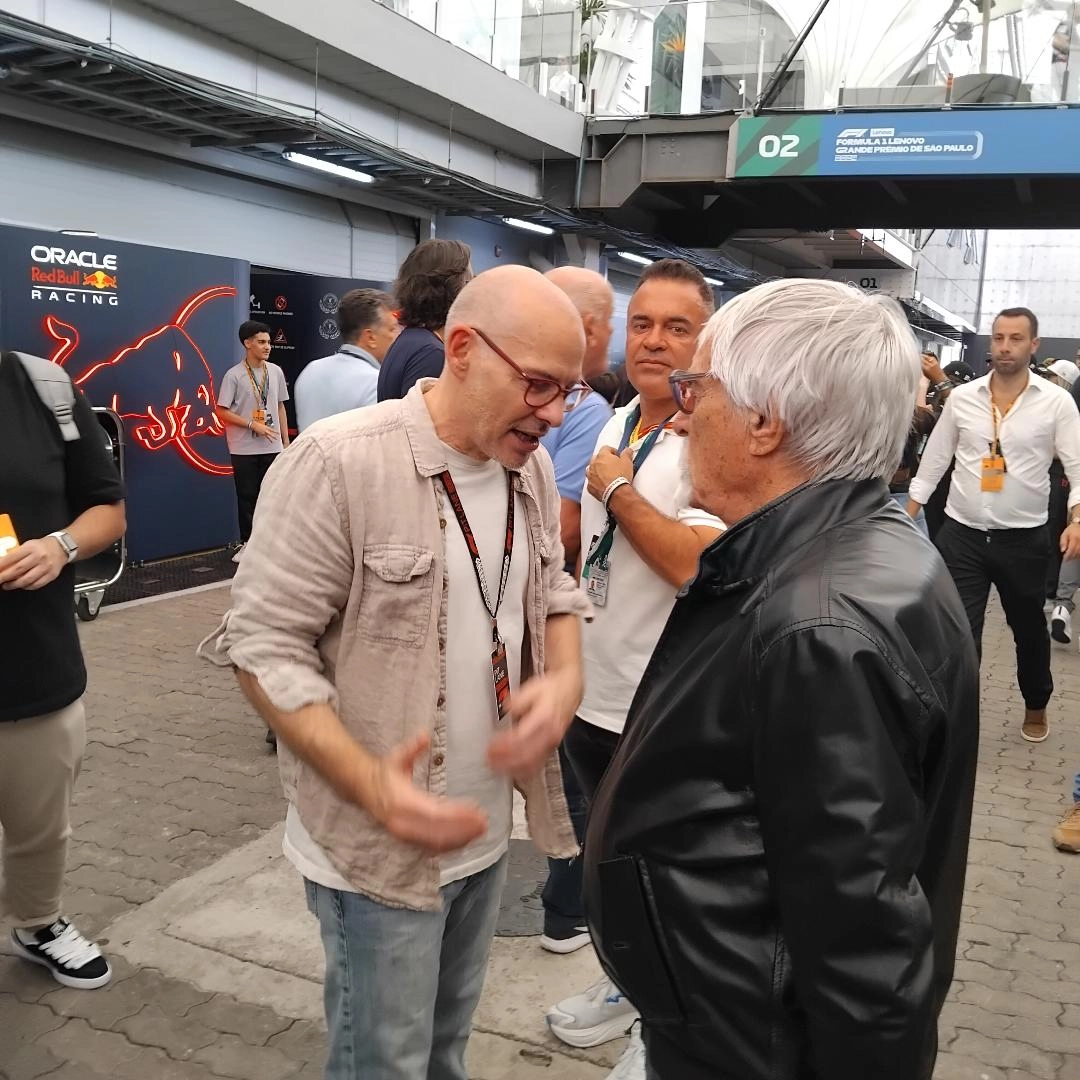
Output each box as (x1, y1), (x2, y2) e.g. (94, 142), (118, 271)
(669, 369), (712, 413)
(471, 326), (590, 412)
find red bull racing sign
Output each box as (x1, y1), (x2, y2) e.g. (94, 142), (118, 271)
(30, 245), (120, 307)
(1, 225), (249, 561)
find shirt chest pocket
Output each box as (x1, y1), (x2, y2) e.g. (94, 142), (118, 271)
(357, 544), (436, 648)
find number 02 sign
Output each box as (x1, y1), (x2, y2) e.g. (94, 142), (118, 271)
(757, 133), (801, 159)
(731, 115), (822, 178)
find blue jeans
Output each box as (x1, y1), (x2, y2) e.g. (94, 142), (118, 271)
(890, 491), (928, 537)
(305, 853), (508, 1080)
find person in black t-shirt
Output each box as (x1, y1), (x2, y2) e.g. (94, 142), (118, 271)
(0, 350), (125, 990)
(377, 238), (472, 401)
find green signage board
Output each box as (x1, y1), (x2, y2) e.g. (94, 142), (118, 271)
(732, 115), (823, 179)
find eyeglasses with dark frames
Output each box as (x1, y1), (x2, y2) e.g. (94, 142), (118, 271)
(668, 369), (712, 413)
(470, 326), (590, 412)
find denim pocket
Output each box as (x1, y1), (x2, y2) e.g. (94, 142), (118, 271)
(596, 854), (686, 1024)
(304, 877), (320, 918)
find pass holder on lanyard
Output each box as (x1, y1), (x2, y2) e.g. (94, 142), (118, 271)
(581, 406), (673, 607)
(982, 400), (1010, 493)
(439, 470), (515, 721)
(246, 362), (271, 427)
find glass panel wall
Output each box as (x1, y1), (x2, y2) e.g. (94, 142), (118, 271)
(372, 0), (1080, 117)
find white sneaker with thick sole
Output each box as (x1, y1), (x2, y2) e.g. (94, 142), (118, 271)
(606, 1022), (646, 1079)
(546, 976), (639, 1048)
(1051, 605), (1073, 645)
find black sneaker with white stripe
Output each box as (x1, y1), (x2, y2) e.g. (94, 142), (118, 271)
(10, 917), (112, 989)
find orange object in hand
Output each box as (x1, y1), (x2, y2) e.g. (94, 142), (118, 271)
(0, 514), (19, 557)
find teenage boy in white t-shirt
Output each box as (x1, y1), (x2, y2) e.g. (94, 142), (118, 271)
(545, 260), (724, 1080)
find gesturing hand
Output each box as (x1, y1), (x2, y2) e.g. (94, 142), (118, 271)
(365, 732), (488, 854)
(251, 421), (276, 439)
(487, 672), (580, 776)
(0, 538), (68, 591)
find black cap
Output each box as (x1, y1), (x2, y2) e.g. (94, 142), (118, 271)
(944, 360), (975, 384)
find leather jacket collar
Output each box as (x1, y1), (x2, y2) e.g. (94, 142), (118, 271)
(695, 477), (891, 594)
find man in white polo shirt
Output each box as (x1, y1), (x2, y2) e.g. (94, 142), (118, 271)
(545, 260), (724, 1080)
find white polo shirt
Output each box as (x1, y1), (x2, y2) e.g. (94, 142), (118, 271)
(577, 398), (724, 734)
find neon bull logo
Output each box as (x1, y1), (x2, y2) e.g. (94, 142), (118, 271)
(45, 285), (237, 477)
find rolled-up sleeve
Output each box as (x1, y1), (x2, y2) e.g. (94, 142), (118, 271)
(197, 436), (356, 713)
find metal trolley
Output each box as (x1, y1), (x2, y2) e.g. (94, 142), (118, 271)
(74, 407), (126, 622)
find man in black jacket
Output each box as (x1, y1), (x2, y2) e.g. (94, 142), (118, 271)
(584, 279), (980, 1080)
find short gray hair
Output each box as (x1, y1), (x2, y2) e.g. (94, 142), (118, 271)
(699, 279), (919, 482)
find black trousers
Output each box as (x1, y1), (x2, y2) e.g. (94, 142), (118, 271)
(935, 517), (1053, 709)
(541, 718), (621, 931)
(231, 453), (278, 543)
(1046, 471), (1070, 598)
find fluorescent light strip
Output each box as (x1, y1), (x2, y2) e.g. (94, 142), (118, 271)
(503, 217), (554, 236)
(60, 229), (98, 237)
(283, 151), (375, 184)
(616, 251), (653, 266)
(704, 277), (724, 287)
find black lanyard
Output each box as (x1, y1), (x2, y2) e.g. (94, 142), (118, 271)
(584, 405), (673, 571)
(438, 470), (514, 646)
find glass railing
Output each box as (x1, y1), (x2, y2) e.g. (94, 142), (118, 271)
(373, 0), (1080, 118)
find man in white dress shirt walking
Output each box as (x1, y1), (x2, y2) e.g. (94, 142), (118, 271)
(908, 307), (1080, 743)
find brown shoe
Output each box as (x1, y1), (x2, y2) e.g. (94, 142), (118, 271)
(1053, 805), (1080, 853)
(1021, 708), (1049, 743)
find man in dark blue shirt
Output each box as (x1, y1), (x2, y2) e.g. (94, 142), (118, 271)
(377, 238), (472, 401)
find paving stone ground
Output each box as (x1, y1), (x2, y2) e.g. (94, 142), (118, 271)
(1, 585), (1079, 1080)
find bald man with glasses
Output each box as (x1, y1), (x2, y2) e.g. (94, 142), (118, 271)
(200, 265), (591, 1080)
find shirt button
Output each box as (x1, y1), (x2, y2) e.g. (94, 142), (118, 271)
(437, 694), (445, 708)
(439, 518), (447, 529)
(433, 753), (445, 767)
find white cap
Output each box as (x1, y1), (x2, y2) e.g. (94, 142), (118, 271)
(1048, 359), (1080, 387)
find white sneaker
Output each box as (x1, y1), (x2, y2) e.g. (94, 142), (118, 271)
(607, 1022), (646, 1079)
(1051, 605), (1073, 645)
(231, 544), (246, 564)
(546, 976), (639, 1048)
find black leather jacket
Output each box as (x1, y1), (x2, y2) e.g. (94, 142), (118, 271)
(584, 479), (979, 1080)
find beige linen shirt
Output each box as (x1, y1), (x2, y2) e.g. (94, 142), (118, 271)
(198, 380), (589, 911)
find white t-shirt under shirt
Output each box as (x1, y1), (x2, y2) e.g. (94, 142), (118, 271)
(577, 398), (725, 735)
(217, 360), (289, 455)
(283, 442), (525, 892)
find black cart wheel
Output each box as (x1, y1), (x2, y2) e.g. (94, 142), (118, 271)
(76, 595), (99, 622)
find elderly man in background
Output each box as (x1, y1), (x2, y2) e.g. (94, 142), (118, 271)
(584, 279), (980, 1080)
(201, 265), (591, 1080)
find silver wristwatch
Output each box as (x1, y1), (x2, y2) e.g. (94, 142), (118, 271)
(48, 530), (78, 563)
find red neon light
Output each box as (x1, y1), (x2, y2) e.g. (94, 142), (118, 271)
(44, 315), (79, 367)
(43, 285), (238, 477)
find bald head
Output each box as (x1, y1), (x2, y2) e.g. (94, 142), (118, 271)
(446, 265), (585, 357)
(434, 265), (587, 468)
(545, 266), (615, 380)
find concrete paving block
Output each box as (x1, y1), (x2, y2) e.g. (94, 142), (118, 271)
(191, 1032), (303, 1080)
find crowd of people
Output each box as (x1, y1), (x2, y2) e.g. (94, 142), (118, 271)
(2, 240), (1080, 1080)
